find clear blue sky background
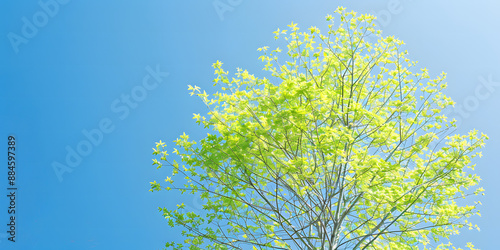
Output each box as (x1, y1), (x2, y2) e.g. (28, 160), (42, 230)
(1, 1), (499, 249)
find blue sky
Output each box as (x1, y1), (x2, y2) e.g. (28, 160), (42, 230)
(1, 0), (499, 249)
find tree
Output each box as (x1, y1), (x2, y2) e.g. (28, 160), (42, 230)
(150, 7), (487, 250)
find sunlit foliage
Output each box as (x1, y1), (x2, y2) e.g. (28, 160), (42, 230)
(150, 7), (486, 250)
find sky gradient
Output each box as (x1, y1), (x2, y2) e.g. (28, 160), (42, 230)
(1, 1), (500, 249)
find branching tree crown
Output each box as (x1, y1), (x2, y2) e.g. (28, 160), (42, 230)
(150, 7), (487, 250)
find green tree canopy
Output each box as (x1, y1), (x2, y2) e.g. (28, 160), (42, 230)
(150, 7), (487, 250)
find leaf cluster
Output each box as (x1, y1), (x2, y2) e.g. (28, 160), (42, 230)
(150, 7), (487, 250)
